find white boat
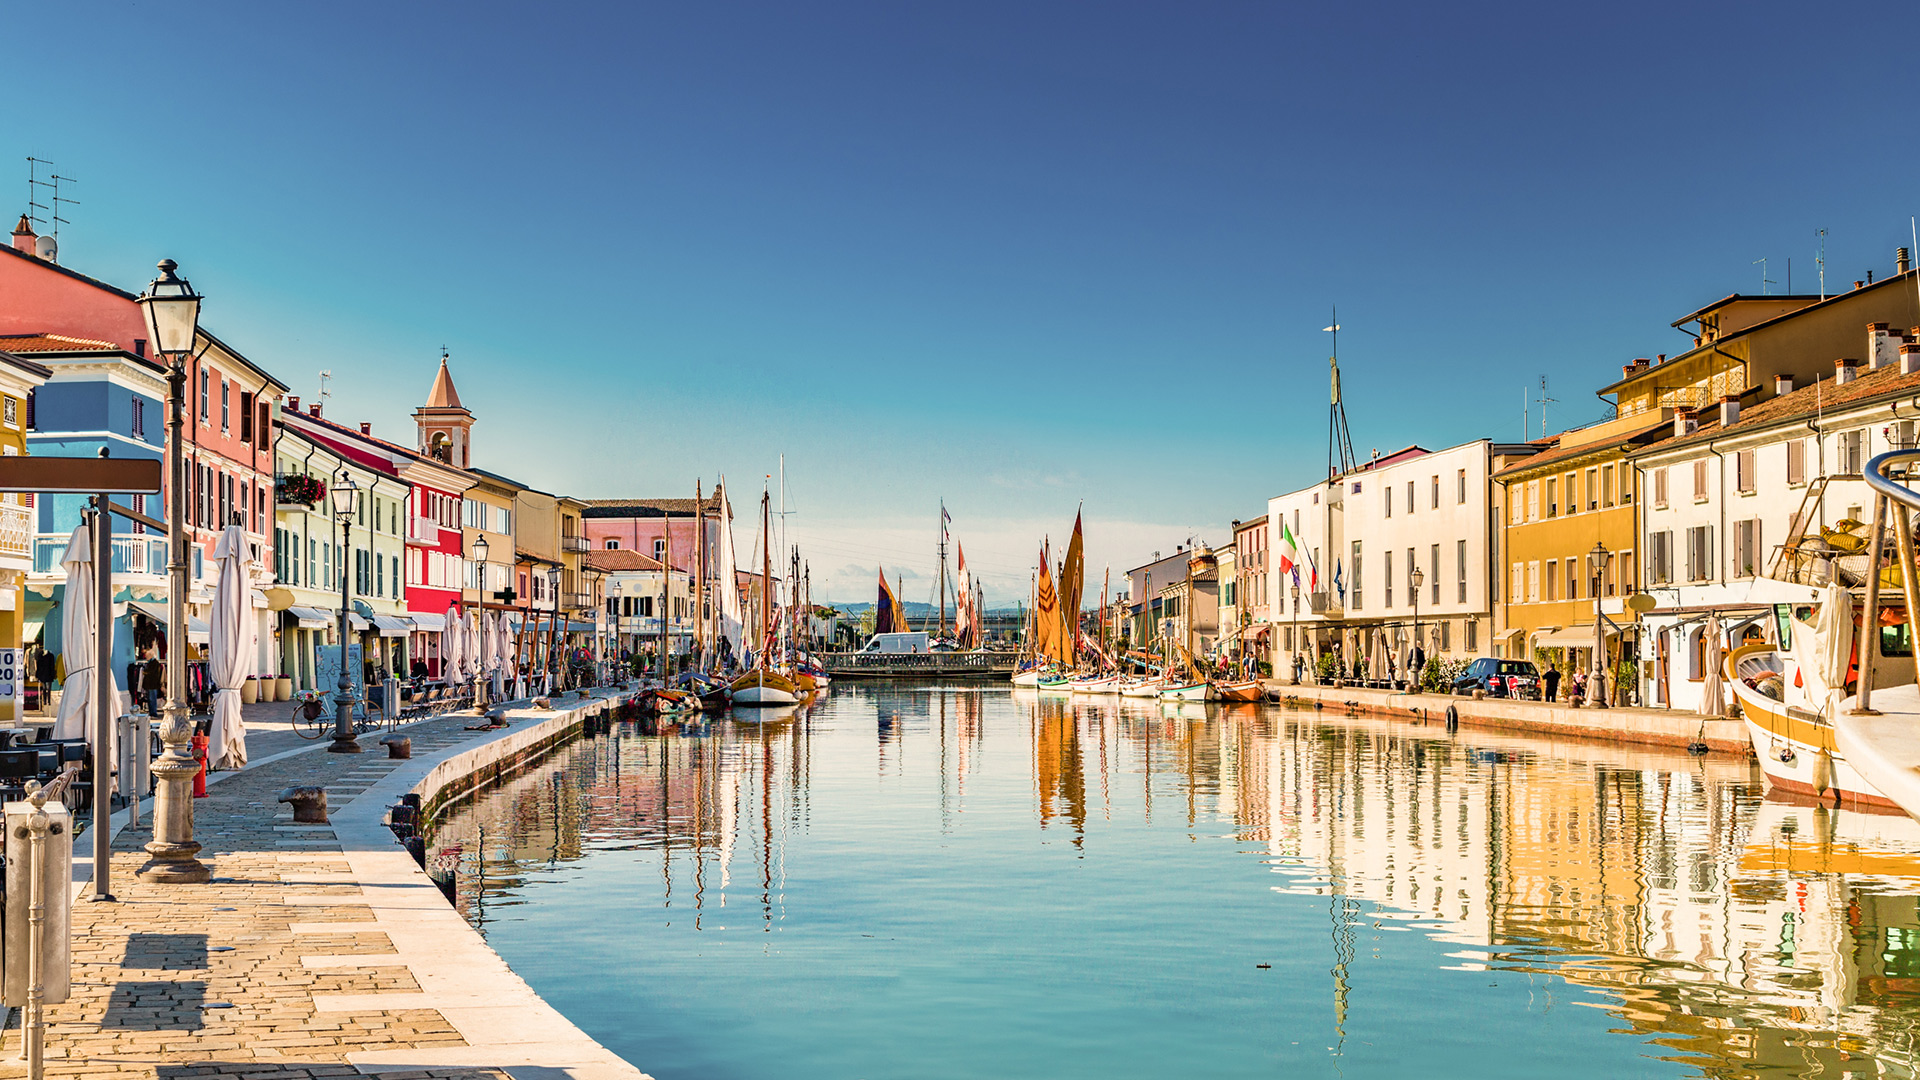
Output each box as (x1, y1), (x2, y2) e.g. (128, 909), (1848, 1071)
(1069, 674), (1124, 694)
(1118, 678), (1163, 698)
(1011, 669), (1044, 688)
(730, 668), (800, 706)
(1728, 642), (1895, 810)
(1158, 681), (1217, 702)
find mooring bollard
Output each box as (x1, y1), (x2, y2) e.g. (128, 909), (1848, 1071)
(277, 786), (329, 824)
(381, 735), (411, 759)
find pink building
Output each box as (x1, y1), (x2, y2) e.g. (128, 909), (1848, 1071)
(581, 494), (729, 572)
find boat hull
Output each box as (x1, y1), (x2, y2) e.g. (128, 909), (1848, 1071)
(1158, 682), (1217, 702)
(1011, 669), (1043, 688)
(1070, 676), (1124, 694)
(1118, 680), (1163, 698)
(1217, 680), (1262, 703)
(730, 669), (800, 706)
(1728, 642), (1896, 810)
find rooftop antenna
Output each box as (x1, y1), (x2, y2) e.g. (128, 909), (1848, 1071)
(1533, 375), (1557, 439)
(1324, 308), (1356, 482)
(1751, 257), (1773, 295)
(1817, 229), (1828, 300)
(24, 157), (52, 231)
(318, 370), (333, 409)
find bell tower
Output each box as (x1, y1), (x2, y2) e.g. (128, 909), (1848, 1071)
(413, 351), (474, 468)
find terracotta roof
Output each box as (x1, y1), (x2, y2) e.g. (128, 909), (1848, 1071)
(0, 350), (53, 380)
(1491, 420), (1669, 480)
(0, 332), (121, 353)
(581, 495), (729, 517)
(423, 354), (463, 410)
(583, 549), (664, 573)
(1631, 360), (1920, 457)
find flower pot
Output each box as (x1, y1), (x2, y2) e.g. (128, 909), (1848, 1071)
(274, 676), (293, 702)
(240, 677), (258, 704)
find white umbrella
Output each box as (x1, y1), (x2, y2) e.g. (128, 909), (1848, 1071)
(441, 602), (464, 683)
(208, 524), (253, 770)
(1697, 612), (1724, 719)
(51, 524), (95, 741)
(466, 610), (482, 682)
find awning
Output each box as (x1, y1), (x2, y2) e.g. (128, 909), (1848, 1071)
(1497, 627), (1525, 640)
(285, 606), (332, 629)
(250, 589), (269, 610)
(21, 619), (42, 645)
(1534, 624), (1618, 649)
(125, 600), (210, 644)
(409, 612), (446, 632)
(371, 614), (412, 638)
(347, 613), (371, 631)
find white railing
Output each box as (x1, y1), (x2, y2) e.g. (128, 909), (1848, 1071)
(0, 503), (29, 559)
(408, 516), (442, 545)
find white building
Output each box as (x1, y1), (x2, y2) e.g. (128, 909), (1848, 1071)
(1631, 336), (1920, 711)
(1267, 438), (1537, 684)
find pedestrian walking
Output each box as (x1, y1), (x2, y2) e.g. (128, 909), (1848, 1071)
(1543, 664), (1560, 702)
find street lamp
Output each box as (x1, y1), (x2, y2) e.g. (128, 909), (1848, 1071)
(547, 565), (562, 693)
(1290, 581), (1301, 684)
(611, 580), (623, 683)
(134, 259), (209, 884)
(1409, 565), (1424, 692)
(471, 534), (489, 710)
(329, 471), (361, 752)
(1588, 541), (1610, 707)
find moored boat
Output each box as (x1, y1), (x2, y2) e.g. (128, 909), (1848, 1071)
(1158, 681), (1217, 702)
(731, 667), (800, 706)
(1011, 668), (1045, 688)
(1070, 674), (1124, 694)
(1217, 680), (1262, 703)
(1727, 640), (1894, 809)
(1119, 678), (1163, 698)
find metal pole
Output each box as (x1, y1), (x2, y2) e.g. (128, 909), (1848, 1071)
(90, 498), (113, 902)
(137, 353), (207, 883)
(330, 505), (359, 753)
(23, 785), (49, 1080)
(1593, 557), (1609, 708)
(1854, 490), (1889, 714)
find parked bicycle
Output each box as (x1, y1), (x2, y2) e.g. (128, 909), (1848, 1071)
(291, 687), (390, 740)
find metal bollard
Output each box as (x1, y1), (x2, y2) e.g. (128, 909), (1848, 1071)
(5, 783), (72, 1080)
(278, 786), (329, 824)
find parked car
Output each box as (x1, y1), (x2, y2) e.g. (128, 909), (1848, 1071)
(1451, 658), (1541, 699)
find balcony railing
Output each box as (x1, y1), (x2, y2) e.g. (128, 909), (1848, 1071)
(561, 535), (590, 554)
(562, 590), (594, 609)
(407, 516), (442, 546)
(0, 504), (29, 560)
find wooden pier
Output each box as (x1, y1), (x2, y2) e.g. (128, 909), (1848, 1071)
(822, 651), (1018, 677)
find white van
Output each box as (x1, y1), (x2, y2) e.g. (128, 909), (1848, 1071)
(860, 632), (932, 654)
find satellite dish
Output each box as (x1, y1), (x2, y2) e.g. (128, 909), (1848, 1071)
(33, 234), (56, 262)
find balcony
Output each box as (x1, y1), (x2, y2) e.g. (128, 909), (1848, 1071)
(562, 590), (594, 610)
(1308, 591), (1342, 616)
(407, 516), (443, 547)
(561, 535), (590, 554)
(0, 503), (28, 561)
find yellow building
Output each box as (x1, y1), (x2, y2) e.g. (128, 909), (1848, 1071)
(1493, 411), (1664, 685)
(0, 352), (48, 721)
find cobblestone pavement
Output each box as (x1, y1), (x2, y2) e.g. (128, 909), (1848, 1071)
(0, 706), (559, 1080)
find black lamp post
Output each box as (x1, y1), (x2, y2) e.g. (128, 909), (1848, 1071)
(472, 534), (489, 710)
(547, 566), (562, 692)
(1409, 565), (1424, 690)
(1588, 540), (1610, 708)
(330, 470), (361, 752)
(134, 259), (209, 884)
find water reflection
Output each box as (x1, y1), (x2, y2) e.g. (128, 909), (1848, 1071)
(431, 685), (1920, 1078)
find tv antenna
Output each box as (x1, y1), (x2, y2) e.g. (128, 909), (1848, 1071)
(1817, 229), (1828, 300)
(1325, 307), (1356, 481)
(24, 157), (52, 231)
(318, 370), (333, 408)
(1533, 375), (1557, 439)
(1752, 257), (1774, 295)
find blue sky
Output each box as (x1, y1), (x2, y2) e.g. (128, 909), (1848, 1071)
(12, 1), (1920, 604)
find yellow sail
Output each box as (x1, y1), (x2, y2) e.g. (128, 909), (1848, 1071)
(1035, 541), (1059, 663)
(890, 572), (909, 635)
(1059, 513), (1084, 666)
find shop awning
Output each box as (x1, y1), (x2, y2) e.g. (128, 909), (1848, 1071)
(1497, 627), (1525, 640)
(21, 619), (42, 646)
(285, 606), (332, 629)
(347, 613), (371, 631)
(409, 612), (446, 633)
(1534, 624), (1618, 649)
(124, 600), (210, 644)
(371, 615), (412, 638)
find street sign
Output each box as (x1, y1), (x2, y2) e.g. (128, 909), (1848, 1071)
(0, 456), (161, 494)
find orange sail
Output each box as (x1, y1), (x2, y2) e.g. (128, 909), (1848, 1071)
(1059, 512), (1084, 664)
(1034, 541), (1059, 663)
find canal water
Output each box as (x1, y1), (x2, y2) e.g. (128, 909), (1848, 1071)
(429, 684), (1920, 1079)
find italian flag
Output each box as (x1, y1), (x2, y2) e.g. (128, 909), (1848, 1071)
(1278, 520), (1298, 576)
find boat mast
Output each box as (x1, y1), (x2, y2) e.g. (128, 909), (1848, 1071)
(661, 493), (673, 681)
(938, 500), (948, 640)
(761, 484), (772, 665)
(1099, 568), (1109, 670)
(695, 480), (706, 665)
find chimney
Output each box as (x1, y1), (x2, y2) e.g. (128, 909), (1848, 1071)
(287, 396), (299, 413)
(359, 422), (372, 435)
(1855, 280), (1866, 290)
(1835, 357), (1861, 385)
(1657, 353), (1666, 364)
(1905, 341), (1920, 376)
(308, 402), (322, 417)
(1872, 322), (1901, 369)
(1674, 408), (1697, 437)
(1902, 247), (1912, 275)
(1719, 395), (1740, 427)
(10, 214), (34, 253)
(133, 339), (146, 358)
(1774, 373), (1794, 395)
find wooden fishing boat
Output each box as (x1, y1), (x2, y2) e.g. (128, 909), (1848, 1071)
(1036, 674), (1072, 691)
(1158, 681), (1217, 702)
(1119, 678), (1163, 698)
(1011, 669), (1044, 688)
(1069, 674), (1124, 694)
(731, 667), (799, 706)
(1217, 680), (1262, 703)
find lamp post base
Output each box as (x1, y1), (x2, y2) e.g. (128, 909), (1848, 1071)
(136, 840), (210, 884)
(327, 736), (363, 754)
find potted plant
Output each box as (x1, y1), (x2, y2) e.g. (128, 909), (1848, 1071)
(240, 675), (258, 704)
(276, 473), (327, 508)
(274, 674), (293, 701)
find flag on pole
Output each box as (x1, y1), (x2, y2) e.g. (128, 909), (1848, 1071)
(1277, 520), (1299, 577)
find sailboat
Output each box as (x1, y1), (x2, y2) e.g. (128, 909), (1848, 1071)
(730, 484), (800, 707)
